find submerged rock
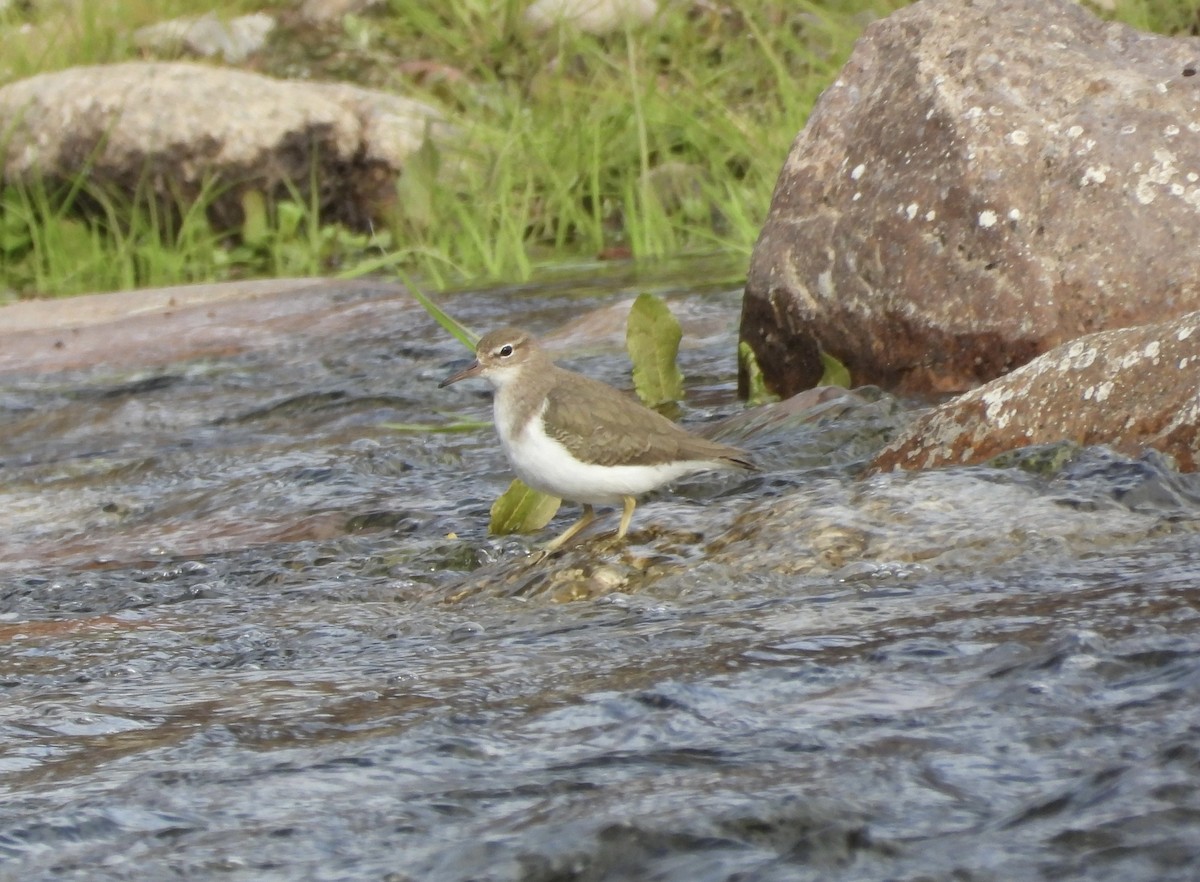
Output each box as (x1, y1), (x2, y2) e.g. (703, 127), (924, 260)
(870, 310), (1200, 472)
(740, 0), (1200, 398)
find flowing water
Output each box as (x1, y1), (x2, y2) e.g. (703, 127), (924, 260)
(1, 270), (1199, 881)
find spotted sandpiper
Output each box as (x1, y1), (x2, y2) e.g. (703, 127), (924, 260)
(439, 327), (755, 552)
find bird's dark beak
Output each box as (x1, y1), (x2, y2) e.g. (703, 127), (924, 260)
(438, 358), (483, 388)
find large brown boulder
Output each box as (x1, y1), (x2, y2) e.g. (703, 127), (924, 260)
(740, 0), (1200, 398)
(870, 310), (1200, 472)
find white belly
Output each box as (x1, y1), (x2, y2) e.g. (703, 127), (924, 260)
(496, 403), (716, 505)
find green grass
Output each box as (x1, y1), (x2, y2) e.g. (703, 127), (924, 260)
(0, 0), (1194, 300)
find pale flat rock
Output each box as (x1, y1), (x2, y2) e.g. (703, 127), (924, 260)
(870, 310), (1200, 472)
(0, 278), (321, 335)
(0, 278), (413, 375)
(740, 0), (1200, 397)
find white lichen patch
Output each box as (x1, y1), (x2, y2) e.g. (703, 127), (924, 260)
(1093, 381), (1114, 402)
(817, 269), (835, 299)
(1081, 166), (1109, 186)
(1007, 130), (1030, 146)
(1135, 148), (1178, 204)
(965, 106), (984, 121)
(1008, 208), (1021, 221)
(1060, 341), (1098, 371)
(981, 385), (1017, 428)
(906, 202), (919, 220)
(978, 209), (998, 228)
(1178, 324), (1195, 341)
(1165, 124), (1181, 136)
(1067, 125), (1084, 139)
(1121, 124), (1138, 135)
(851, 163), (866, 180)
(1144, 340), (1161, 361)
(925, 210), (936, 221)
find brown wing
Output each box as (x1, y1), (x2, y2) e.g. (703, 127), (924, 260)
(542, 369), (752, 468)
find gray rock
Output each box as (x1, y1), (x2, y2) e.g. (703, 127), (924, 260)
(870, 310), (1200, 472)
(297, 0), (385, 26)
(133, 13), (276, 63)
(0, 61), (451, 228)
(740, 0), (1200, 398)
(524, 0), (658, 35)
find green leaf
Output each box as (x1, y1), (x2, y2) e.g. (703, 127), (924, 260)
(819, 349), (852, 389)
(382, 418), (491, 434)
(738, 340), (779, 406)
(276, 200), (305, 241)
(401, 269), (479, 352)
(489, 479), (562, 535)
(240, 190), (269, 248)
(626, 292), (684, 407)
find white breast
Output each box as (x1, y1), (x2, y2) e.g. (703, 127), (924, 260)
(494, 399), (718, 505)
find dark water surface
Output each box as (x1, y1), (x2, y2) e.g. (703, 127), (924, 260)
(2, 273), (1199, 881)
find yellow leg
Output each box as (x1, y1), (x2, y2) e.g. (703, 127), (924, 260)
(542, 503), (596, 553)
(616, 495), (637, 540)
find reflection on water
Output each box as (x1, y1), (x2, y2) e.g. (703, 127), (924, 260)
(1, 275), (1199, 882)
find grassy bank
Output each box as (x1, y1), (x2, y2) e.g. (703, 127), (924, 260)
(0, 0), (1194, 299)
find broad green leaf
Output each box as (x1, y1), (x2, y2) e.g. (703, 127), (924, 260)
(489, 479), (561, 535)
(626, 292), (684, 407)
(738, 341), (780, 406)
(819, 349), (852, 389)
(276, 200), (305, 240)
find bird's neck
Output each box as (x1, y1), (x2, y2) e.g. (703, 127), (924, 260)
(493, 363), (556, 443)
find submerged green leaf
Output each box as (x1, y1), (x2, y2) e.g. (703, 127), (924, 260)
(382, 418), (491, 434)
(626, 293), (684, 407)
(738, 341), (780, 406)
(489, 479), (562, 536)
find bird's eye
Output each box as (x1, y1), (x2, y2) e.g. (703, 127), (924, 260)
(499, 344), (514, 357)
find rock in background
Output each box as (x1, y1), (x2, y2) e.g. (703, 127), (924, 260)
(524, 0), (659, 35)
(740, 0), (1200, 399)
(0, 61), (451, 230)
